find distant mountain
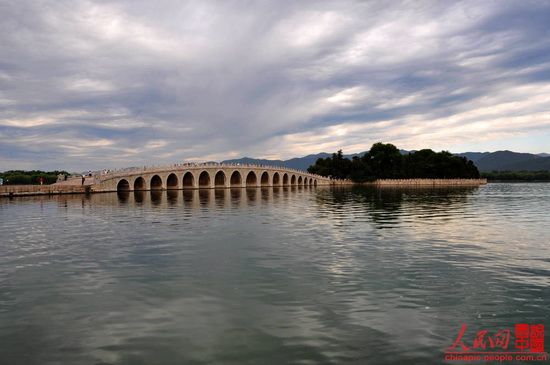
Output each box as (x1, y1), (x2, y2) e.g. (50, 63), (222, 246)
(473, 151), (542, 172)
(282, 153), (333, 170)
(454, 152), (491, 163)
(222, 151), (367, 171)
(222, 155), (320, 171)
(221, 157), (285, 166)
(220, 149), (550, 172)
(492, 156), (550, 172)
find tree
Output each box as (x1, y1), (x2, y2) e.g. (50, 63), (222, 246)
(307, 150), (352, 179)
(0, 170), (70, 185)
(307, 143), (479, 182)
(364, 143), (403, 178)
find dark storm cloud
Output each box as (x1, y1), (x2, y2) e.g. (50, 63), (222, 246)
(1, 0), (549, 170)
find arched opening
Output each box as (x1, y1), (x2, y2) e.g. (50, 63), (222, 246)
(134, 177), (146, 190)
(260, 171), (269, 186)
(314, 179), (317, 186)
(303, 177), (308, 186)
(298, 176), (303, 185)
(273, 172), (280, 185)
(117, 179), (130, 191)
(199, 171), (211, 187)
(282, 173), (289, 186)
(230, 171), (242, 187)
(167, 173), (178, 189)
(183, 172), (194, 188)
(309, 178), (314, 186)
(214, 171), (226, 187)
(151, 175), (163, 190)
(290, 175), (296, 185)
(246, 171), (257, 186)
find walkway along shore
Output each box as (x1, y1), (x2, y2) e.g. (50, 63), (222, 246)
(0, 184), (92, 197)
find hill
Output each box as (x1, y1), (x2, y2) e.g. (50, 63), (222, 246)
(220, 150), (549, 172)
(454, 152), (491, 163)
(222, 152), (367, 171)
(495, 156), (550, 172)
(473, 151), (542, 172)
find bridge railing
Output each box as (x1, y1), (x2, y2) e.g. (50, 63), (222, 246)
(97, 163), (330, 182)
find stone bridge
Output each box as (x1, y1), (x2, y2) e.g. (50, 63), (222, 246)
(99, 164), (338, 191)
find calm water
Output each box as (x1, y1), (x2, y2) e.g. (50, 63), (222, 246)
(0, 184), (548, 364)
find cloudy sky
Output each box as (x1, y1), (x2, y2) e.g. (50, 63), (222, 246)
(1, 0), (549, 171)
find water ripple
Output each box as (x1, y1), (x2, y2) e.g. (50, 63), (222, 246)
(0, 184), (549, 364)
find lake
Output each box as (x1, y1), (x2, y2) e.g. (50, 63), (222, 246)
(0, 183), (548, 364)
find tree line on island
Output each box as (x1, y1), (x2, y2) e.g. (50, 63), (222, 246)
(307, 143), (480, 182)
(0, 170), (69, 185)
(480, 171), (550, 181)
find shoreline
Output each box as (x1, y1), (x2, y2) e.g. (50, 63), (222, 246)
(1, 178), (488, 197)
(0, 185), (94, 197)
(373, 178), (487, 186)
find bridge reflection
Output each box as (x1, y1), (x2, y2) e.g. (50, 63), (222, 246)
(115, 186), (320, 208)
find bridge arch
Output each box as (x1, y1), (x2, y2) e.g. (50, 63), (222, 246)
(298, 176), (303, 185)
(260, 171), (269, 186)
(290, 175), (296, 185)
(246, 171), (257, 186)
(304, 177), (308, 186)
(183, 172), (194, 188)
(230, 171), (242, 187)
(117, 179), (130, 191)
(282, 173), (289, 186)
(134, 177), (146, 190)
(167, 173), (178, 189)
(151, 175), (163, 190)
(214, 171), (226, 187)
(273, 172), (280, 185)
(199, 171), (211, 187)
(313, 179), (317, 186)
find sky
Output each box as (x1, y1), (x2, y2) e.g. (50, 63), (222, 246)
(1, 0), (549, 171)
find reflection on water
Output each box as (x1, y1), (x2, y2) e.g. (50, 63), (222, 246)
(0, 184), (548, 364)
(116, 187), (306, 207)
(314, 185), (480, 229)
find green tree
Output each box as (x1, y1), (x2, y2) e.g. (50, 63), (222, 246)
(0, 170), (70, 185)
(307, 143), (480, 182)
(364, 143), (403, 178)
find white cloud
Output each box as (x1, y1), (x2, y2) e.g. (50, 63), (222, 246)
(65, 78), (115, 92)
(1, 0), (549, 170)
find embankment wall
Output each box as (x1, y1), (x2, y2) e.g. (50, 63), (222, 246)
(0, 185), (92, 197)
(375, 178), (487, 186)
